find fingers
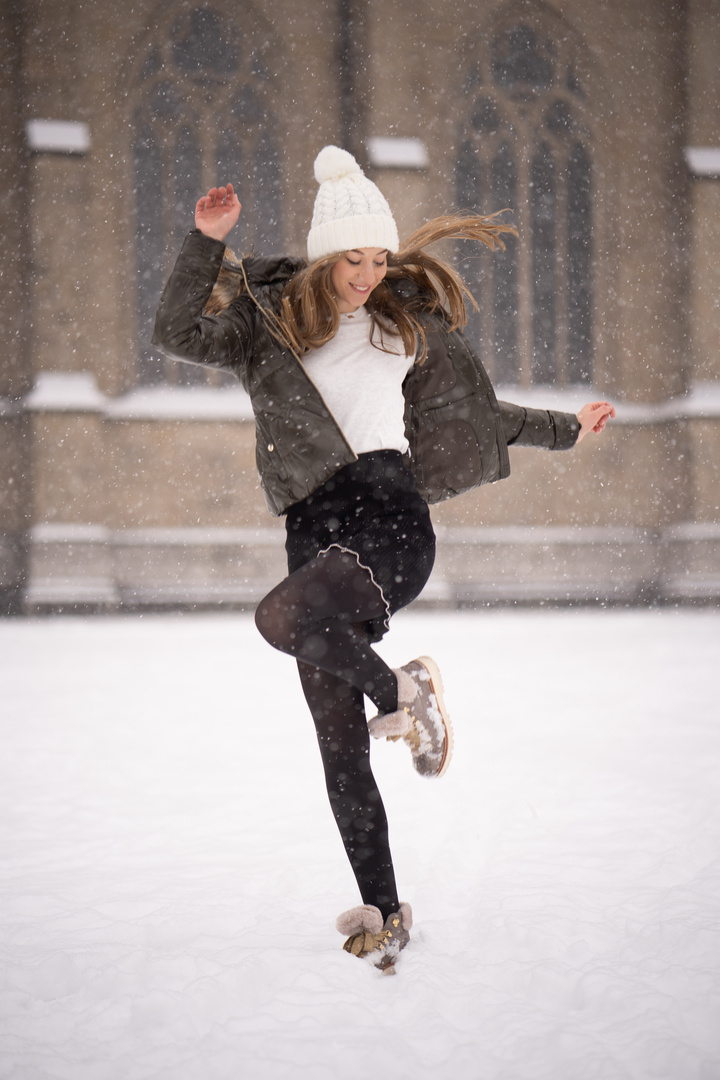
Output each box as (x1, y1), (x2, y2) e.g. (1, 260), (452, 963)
(576, 401), (616, 442)
(585, 402), (615, 420)
(196, 183), (239, 211)
(586, 401), (615, 416)
(194, 182), (241, 239)
(592, 403), (615, 432)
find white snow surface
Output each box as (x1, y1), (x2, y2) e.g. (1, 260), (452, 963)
(1, 608), (719, 1080)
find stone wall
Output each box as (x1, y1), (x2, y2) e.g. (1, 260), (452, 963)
(2, 0), (719, 613)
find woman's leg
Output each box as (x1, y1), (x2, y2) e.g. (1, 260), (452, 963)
(297, 660), (400, 920)
(254, 546), (398, 716)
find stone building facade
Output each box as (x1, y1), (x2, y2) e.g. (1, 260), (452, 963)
(1, 0), (719, 613)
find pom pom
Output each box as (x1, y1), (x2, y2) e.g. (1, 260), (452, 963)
(314, 145), (361, 185)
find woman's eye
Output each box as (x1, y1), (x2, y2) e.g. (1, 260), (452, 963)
(346, 259), (360, 266)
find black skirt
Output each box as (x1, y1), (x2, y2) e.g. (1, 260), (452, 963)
(284, 450), (436, 642)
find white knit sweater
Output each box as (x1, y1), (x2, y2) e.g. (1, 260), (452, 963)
(302, 308), (416, 455)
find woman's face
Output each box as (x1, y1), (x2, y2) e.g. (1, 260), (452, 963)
(330, 248), (388, 313)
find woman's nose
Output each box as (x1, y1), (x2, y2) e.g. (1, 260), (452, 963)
(355, 263), (375, 286)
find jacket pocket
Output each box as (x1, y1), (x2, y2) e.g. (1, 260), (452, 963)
(412, 399), (484, 501)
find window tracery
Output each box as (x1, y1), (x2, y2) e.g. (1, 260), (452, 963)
(456, 11), (594, 387)
(131, 6), (283, 384)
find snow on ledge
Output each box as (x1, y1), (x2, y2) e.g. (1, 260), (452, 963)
(495, 383), (720, 422)
(26, 119), (90, 154)
(684, 147), (720, 177)
(25, 372), (106, 412)
(25, 372), (254, 421)
(23, 372), (720, 424)
(106, 385), (254, 421)
(367, 136), (429, 169)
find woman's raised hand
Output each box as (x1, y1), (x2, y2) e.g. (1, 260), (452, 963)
(576, 401), (616, 443)
(195, 183), (242, 242)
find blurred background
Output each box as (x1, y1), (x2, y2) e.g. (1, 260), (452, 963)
(1, 0), (718, 616)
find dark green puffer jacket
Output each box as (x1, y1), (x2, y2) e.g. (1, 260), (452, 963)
(152, 230), (580, 516)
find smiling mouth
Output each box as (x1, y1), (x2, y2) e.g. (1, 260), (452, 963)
(350, 284), (371, 293)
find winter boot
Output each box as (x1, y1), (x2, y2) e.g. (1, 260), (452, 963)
(368, 655), (453, 778)
(336, 902), (413, 973)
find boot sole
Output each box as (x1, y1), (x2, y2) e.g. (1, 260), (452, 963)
(416, 655), (454, 778)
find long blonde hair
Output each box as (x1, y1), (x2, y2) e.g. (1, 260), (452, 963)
(206, 212), (516, 362)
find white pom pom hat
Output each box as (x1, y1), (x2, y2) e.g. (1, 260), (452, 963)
(307, 146), (399, 262)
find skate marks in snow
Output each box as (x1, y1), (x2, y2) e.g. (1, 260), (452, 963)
(1, 610), (720, 1079)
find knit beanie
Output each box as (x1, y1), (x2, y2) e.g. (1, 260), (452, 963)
(307, 146), (399, 262)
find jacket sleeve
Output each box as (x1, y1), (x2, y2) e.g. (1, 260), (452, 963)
(151, 230), (255, 378)
(497, 400), (580, 450)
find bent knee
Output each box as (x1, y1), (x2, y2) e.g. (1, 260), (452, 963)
(255, 597), (299, 652)
(254, 600), (276, 644)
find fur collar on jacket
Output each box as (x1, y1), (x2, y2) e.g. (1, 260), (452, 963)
(204, 250), (304, 315)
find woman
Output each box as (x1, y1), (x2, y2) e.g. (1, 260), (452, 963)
(153, 146), (614, 972)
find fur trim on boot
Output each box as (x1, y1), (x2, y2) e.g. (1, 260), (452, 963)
(366, 669), (417, 738)
(337, 902), (413, 972)
(335, 904), (384, 937)
(368, 656), (453, 779)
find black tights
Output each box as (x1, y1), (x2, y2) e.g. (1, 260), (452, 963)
(255, 547), (401, 918)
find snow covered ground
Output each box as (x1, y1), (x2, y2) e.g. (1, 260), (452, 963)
(1, 607), (719, 1080)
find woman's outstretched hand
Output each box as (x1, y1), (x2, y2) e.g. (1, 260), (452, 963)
(195, 183), (242, 242)
(576, 401), (616, 443)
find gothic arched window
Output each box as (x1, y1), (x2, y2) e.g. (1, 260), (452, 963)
(131, 7), (283, 384)
(456, 15), (594, 387)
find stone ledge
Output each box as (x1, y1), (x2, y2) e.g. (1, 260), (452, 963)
(19, 523), (720, 611)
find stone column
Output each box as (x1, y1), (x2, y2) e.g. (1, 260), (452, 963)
(0, 0), (33, 614)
